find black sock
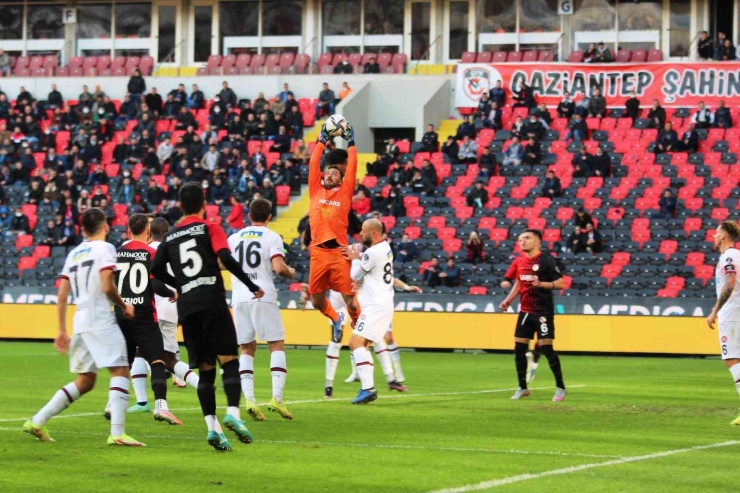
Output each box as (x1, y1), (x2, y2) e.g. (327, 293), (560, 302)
(514, 342), (528, 390)
(197, 368), (217, 416)
(532, 348), (542, 364)
(221, 359), (241, 408)
(150, 362), (167, 403)
(539, 345), (565, 389)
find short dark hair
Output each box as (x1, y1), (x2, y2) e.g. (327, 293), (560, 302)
(128, 214), (149, 236)
(179, 182), (205, 215)
(328, 148), (348, 166)
(249, 198), (272, 223)
(81, 208), (107, 236)
(150, 217), (169, 241)
(524, 229), (543, 241)
(720, 220), (740, 243)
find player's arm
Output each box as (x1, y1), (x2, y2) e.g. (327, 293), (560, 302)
(532, 257), (565, 290)
(55, 278), (71, 354)
(708, 258), (737, 329)
(101, 269), (134, 318)
(272, 256), (296, 279)
(207, 223), (263, 296)
(393, 277), (422, 293)
(309, 124), (332, 194)
(343, 123), (358, 190)
(500, 280), (520, 311)
(151, 241), (173, 284)
(151, 278), (176, 298)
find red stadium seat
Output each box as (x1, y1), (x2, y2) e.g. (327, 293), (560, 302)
(468, 287), (488, 295)
(461, 52), (477, 63)
(567, 50), (584, 63)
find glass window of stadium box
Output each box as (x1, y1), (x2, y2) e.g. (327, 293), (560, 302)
(155, 3), (182, 65)
(321, 0), (405, 60)
(217, 0), (303, 60)
(0, 2), (65, 61)
(76, 1), (154, 58)
(477, 0), (563, 59)
(573, 0), (663, 56)
(444, 0), (475, 62)
(668, 0), (690, 58)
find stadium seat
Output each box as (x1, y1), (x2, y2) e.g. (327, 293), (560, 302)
(461, 52), (477, 63)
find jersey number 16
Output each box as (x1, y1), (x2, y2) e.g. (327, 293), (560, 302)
(235, 241), (262, 269)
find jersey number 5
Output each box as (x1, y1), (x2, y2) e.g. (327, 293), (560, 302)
(180, 239), (203, 277)
(235, 241), (261, 269)
(116, 263), (148, 295)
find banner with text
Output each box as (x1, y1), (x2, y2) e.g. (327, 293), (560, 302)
(0, 288), (714, 317)
(456, 62), (740, 108)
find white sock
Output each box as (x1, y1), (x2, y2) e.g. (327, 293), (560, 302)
(349, 352), (357, 375)
(374, 341), (395, 383)
(131, 357), (149, 404)
(155, 399), (168, 411)
(730, 363), (740, 397)
(204, 415), (223, 433)
(325, 341), (341, 387)
(352, 347), (375, 390)
(227, 406), (241, 421)
(532, 362), (539, 370)
(387, 342), (405, 382)
(108, 376), (130, 437)
(271, 351), (287, 402)
(32, 382), (81, 426)
(173, 361), (199, 387)
(239, 354), (255, 402)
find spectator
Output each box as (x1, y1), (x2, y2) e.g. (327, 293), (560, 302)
(502, 136), (524, 166)
(647, 100), (666, 129)
(186, 83), (205, 110)
(366, 154), (389, 178)
(352, 190), (371, 215)
(47, 84), (63, 109)
(261, 178), (278, 217)
(557, 91), (575, 119)
(420, 159), (437, 189)
(572, 146), (593, 178)
(422, 257), (442, 288)
(270, 126), (291, 154)
(8, 206), (29, 236)
(455, 115), (476, 139)
(439, 258), (461, 287)
(489, 80), (505, 107)
(698, 31), (713, 60)
(466, 232), (484, 264)
(175, 106), (196, 130)
(720, 39), (736, 60)
(714, 31), (727, 60)
(591, 42), (612, 63)
(487, 101), (503, 130)
(655, 122), (679, 153)
(363, 56), (380, 74)
(564, 114), (589, 144)
(10, 161), (30, 185)
(677, 123), (699, 153)
(394, 234), (416, 263)
(0, 49), (10, 76)
(168, 84), (187, 106)
(163, 94), (180, 119)
(79, 85), (94, 108)
(522, 114), (546, 141)
(512, 81), (536, 109)
(144, 87), (163, 115)
(565, 225), (586, 254)
(100, 197), (115, 224)
(588, 88), (606, 118)
(57, 217), (78, 246)
(458, 135), (477, 164)
(475, 93), (492, 124)
(575, 208), (593, 228)
(219, 81), (237, 106)
(210, 176), (230, 205)
(691, 101), (714, 128)
(421, 124), (439, 152)
(143, 179), (165, 208)
(522, 136), (541, 165)
(715, 100), (733, 128)
(583, 222), (603, 253)
(225, 196), (244, 233)
(315, 83), (336, 119)
(584, 43), (597, 63)
(157, 137), (174, 164)
(479, 146), (496, 171)
(382, 186), (405, 217)
(466, 181), (489, 208)
(127, 69), (146, 105)
(87, 164), (108, 186)
(534, 103), (552, 127)
(591, 147), (610, 177)
(334, 59), (353, 74)
(657, 189), (677, 218)
(40, 219), (58, 246)
(409, 170), (431, 196)
(625, 91), (640, 121)
(541, 170), (562, 198)
(286, 105), (304, 138)
(83, 136), (102, 164)
(115, 176), (137, 205)
(383, 138), (400, 166)
(77, 189), (92, 213)
(511, 116), (525, 139)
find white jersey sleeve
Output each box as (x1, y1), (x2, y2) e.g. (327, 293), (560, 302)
(716, 248), (740, 323)
(230, 226), (280, 304)
(149, 240), (178, 323)
(356, 241), (395, 309)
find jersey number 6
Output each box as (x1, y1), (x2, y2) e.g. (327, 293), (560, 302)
(235, 241), (262, 269)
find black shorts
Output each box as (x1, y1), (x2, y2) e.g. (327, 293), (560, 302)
(180, 301), (237, 368)
(514, 312), (555, 340)
(118, 318), (165, 366)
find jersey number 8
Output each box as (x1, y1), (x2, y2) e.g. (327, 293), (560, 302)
(383, 262), (392, 284)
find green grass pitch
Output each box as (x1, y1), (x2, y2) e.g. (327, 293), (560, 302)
(1, 341), (739, 493)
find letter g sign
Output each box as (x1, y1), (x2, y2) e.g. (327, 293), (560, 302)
(558, 0), (573, 15)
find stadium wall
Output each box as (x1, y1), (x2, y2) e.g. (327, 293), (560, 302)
(0, 305), (717, 355)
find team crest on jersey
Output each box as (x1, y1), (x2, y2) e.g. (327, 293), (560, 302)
(360, 314), (366, 320)
(72, 246), (92, 261)
(532, 264), (539, 271)
(722, 336), (728, 343)
(539, 317), (546, 323)
(240, 230), (264, 239)
(363, 253), (369, 262)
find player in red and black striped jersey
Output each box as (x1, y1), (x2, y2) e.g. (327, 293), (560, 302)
(500, 230), (567, 402)
(114, 214), (183, 425)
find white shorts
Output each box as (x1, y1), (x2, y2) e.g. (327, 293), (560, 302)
(328, 290), (349, 326)
(235, 301), (285, 344)
(159, 320), (179, 353)
(69, 327), (128, 374)
(353, 305), (393, 344)
(719, 321), (740, 360)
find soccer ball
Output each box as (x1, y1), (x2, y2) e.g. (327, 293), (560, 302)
(325, 114), (349, 137)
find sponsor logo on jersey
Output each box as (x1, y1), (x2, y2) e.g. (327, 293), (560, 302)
(725, 263), (736, 274)
(117, 251), (149, 261)
(181, 276), (217, 293)
(532, 264), (540, 271)
(519, 274), (537, 281)
(722, 335), (728, 343)
(167, 224), (206, 240)
(318, 198), (341, 207)
(539, 316), (547, 323)
(240, 230), (264, 239)
(72, 246), (92, 261)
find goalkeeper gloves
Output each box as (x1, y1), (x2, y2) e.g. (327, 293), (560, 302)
(343, 122), (355, 145)
(318, 124), (332, 145)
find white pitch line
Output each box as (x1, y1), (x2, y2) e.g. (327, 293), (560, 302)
(0, 427), (621, 459)
(427, 440), (740, 493)
(0, 385), (585, 423)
